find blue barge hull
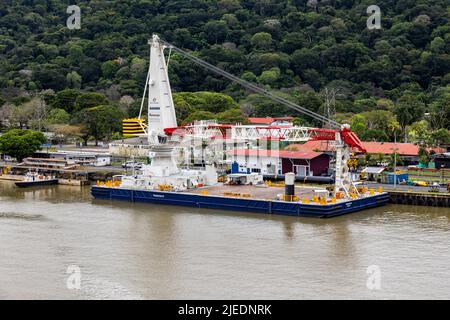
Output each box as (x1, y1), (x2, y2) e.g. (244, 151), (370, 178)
(91, 186), (390, 218)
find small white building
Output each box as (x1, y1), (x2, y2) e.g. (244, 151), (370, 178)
(230, 149), (283, 175)
(35, 150), (111, 167)
(109, 137), (151, 158)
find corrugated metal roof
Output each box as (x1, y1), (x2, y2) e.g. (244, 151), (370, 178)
(248, 118), (274, 124)
(248, 117), (293, 124)
(432, 152), (450, 158)
(361, 167), (385, 174)
(286, 141), (445, 156)
(363, 142), (419, 156)
(286, 140), (336, 152)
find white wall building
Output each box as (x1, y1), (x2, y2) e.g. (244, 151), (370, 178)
(35, 151), (111, 167)
(230, 149), (283, 175)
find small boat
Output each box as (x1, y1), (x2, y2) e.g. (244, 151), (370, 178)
(15, 172), (59, 188)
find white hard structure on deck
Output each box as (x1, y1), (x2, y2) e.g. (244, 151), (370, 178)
(130, 35), (217, 191)
(136, 34), (365, 197)
(141, 35), (178, 144)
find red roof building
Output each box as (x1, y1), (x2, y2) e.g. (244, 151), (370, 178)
(363, 142), (421, 156)
(286, 140), (336, 153)
(248, 117), (294, 126)
(286, 141), (445, 156)
(248, 118), (274, 125)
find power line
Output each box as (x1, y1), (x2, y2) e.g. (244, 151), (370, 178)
(159, 39), (341, 129)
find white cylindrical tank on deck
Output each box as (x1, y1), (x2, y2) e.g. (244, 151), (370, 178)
(285, 172), (295, 196)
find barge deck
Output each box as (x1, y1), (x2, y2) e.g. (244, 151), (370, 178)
(91, 184), (389, 218)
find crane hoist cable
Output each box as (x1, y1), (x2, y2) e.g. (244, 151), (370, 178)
(159, 39), (341, 129)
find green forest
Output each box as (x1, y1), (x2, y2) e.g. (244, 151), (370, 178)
(0, 0), (449, 146)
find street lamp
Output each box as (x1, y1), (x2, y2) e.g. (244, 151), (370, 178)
(390, 132), (399, 189)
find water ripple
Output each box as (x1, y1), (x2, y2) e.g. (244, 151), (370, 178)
(0, 212), (46, 221)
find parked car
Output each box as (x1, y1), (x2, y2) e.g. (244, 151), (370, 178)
(121, 161), (143, 169)
(428, 182), (440, 193)
(411, 180), (428, 187)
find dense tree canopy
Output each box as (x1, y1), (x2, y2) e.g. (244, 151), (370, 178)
(0, 0), (449, 144)
(71, 105), (124, 145)
(0, 129), (46, 161)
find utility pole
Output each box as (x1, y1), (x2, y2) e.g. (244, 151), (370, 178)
(35, 91), (47, 132)
(323, 87), (340, 129)
(393, 132), (398, 189)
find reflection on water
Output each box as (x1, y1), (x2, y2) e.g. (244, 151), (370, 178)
(0, 212), (46, 221)
(0, 180), (449, 299)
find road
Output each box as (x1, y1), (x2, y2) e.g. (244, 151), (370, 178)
(366, 182), (449, 194)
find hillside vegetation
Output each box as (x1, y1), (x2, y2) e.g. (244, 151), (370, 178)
(0, 0), (449, 145)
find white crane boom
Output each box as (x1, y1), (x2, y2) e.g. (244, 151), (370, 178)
(146, 35), (178, 144)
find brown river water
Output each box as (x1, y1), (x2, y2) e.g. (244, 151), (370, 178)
(0, 180), (449, 299)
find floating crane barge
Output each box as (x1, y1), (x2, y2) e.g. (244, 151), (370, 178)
(92, 184), (389, 218)
(91, 35), (389, 218)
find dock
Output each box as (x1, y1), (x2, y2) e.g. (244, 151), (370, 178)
(387, 189), (450, 207)
(1, 157), (124, 185)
